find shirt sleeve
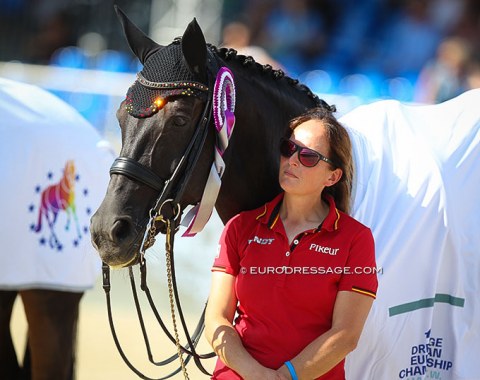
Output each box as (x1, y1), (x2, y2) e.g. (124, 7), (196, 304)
(212, 214), (242, 276)
(338, 227), (378, 299)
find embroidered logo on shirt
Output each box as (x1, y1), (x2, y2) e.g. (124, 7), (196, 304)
(248, 236), (274, 245)
(309, 243), (339, 255)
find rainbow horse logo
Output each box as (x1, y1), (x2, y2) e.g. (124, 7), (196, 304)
(34, 160), (82, 249)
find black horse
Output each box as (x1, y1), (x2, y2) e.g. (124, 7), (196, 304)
(90, 7), (331, 268)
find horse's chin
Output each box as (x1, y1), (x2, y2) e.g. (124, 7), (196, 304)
(99, 249), (139, 269)
(95, 239), (141, 269)
(109, 253), (139, 269)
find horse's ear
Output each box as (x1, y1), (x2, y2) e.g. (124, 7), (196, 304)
(114, 5), (163, 64)
(182, 18), (207, 81)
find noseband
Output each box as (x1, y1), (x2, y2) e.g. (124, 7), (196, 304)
(109, 157), (165, 191)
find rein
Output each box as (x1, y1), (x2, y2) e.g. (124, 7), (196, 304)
(103, 69), (220, 378)
(102, 216), (215, 380)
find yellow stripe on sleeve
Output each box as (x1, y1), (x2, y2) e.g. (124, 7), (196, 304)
(352, 286), (377, 299)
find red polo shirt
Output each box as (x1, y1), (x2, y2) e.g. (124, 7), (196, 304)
(211, 193), (378, 379)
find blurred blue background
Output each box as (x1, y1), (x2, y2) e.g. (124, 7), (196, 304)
(1, 0), (479, 141)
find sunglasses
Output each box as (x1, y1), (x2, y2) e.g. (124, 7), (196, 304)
(279, 137), (336, 167)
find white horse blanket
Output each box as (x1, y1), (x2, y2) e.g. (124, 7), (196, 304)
(342, 89), (480, 379)
(0, 78), (114, 291)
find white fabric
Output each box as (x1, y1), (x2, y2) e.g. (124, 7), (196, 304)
(341, 89), (480, 379)
(0, 78), (115, 291)
(180, 155), (223, 236)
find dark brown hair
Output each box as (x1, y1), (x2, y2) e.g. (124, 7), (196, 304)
(286, 107), (353, 214)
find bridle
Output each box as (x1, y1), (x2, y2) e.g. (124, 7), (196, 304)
(110, 89), (213, 217)
(103, 64), (219, 379)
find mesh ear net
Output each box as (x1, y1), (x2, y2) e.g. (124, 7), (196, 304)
(125, 42), (208, 118)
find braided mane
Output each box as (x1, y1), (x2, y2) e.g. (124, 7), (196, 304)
(214, 45), (335, 110)
(170, 38), (334, 112)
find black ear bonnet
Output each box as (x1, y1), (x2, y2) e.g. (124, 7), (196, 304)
(125, 41), (212, 118)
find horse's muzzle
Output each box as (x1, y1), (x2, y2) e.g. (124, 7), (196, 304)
(90, 212), (141, 267)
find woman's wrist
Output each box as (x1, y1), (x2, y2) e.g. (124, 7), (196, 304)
(284, 360), (298, 380)
(239, 361), (269, 380)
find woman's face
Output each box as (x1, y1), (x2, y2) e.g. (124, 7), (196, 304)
(279, 119), (341, 197)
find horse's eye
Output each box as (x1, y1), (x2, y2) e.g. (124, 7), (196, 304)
(172, 116), (187, 127)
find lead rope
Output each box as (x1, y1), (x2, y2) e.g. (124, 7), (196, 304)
(165, 218), (190, 379)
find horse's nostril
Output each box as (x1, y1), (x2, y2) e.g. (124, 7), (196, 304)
(109, 218), (132, 244)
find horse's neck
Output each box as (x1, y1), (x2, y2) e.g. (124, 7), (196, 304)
(216, 63), (316, 222)
(231, 64), (314, 148)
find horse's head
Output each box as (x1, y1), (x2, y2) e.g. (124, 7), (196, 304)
(90, 7), (216, 267)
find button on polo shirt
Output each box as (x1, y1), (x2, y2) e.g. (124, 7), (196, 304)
(212, 192), (378, 380)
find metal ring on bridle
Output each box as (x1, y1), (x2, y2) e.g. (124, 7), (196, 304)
(156, 199), (181, 223)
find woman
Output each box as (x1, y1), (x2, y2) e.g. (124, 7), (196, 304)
(205, 107), (378, 379)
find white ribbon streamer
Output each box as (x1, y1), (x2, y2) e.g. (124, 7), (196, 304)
(181, 67), (235, 236)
